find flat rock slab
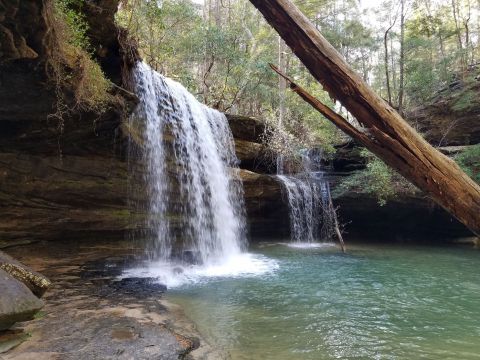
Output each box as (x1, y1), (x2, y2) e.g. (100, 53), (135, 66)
(0, 269), (44, 331)
(0, 330), (30, 353)
(4, 310), (194, 359)
(2, 240), (204, 360)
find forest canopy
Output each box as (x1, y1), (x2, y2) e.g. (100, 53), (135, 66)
(116, 0), (479, 172)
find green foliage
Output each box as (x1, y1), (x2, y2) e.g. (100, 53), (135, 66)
(363, 156), (396, 206)
(404, 37), (439, 102)
(452, 89), (477, 112)
(117, 0), (480, 192)
(54, 0), (90, 50)
(334, 149), (418, 205)
(450, 75), (480, 113)
(117, 0), (201, 81)
(34, 311), (47, 319)
(50, 0), (111, 118)
(401, 1), (479, 106)
(455, 145), (480, 184)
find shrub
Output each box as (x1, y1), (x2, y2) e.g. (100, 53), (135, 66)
(455, 145), (480, 184)
(334, 149), (418, 205)
(48, 0), (112, 127)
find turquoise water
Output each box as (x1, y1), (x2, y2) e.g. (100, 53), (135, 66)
(168, 243), (480, 359)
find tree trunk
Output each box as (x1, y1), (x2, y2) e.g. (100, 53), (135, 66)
(451, 0), (466, 73)
(250, 0), (480, 236)
(398, 0), (405, 116)
(277, 36), (287, 174)
(383, 15), (397, 106)
(384, 28), (392, 105)
(214, 0), (222, 27)
(477, 0), (480, 62)
(390, 37), (397, 97)
(278, 36), (287, 129)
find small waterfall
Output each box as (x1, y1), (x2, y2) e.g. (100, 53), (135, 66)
(130, 62), (246, 265)
(277, 174), (320, 242)
(277, 151), (336, 243)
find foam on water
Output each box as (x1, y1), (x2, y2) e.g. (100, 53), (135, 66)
(122, 253), (279, 288)
(286, 242), (336, 249)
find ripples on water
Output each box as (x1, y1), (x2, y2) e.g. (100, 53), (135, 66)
(166, 243), (480, 359)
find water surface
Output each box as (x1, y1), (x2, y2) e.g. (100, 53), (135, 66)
(168, 243), (480, 359)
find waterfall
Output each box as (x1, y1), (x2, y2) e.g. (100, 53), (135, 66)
(277, 174), (321, 242)
(130, 62), (246, 265)
(276, 152), (336, 243)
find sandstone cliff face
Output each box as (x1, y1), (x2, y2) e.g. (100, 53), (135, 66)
(0, 0), (138, 245)
(226, 115), (289, 238)
(407, 78), (480, 147)
(0, 1), (289, 245)
(329, 143), (472, 241)
(1, 1), (475, 246)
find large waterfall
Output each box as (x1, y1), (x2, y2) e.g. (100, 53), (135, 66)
(130, 62), (246, 266)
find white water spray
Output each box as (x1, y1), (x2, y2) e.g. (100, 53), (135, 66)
(276, 152), (336, 243)
(131, 62), (246, 265)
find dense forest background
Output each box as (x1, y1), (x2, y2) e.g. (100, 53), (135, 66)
(114, 0), (479, 202)
(116, 1), (478, 139)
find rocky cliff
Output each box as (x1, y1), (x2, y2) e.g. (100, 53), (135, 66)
(329, 142), (474, 241)
(408, 74), (480, 147)
(0, 0), (476, 247)
(0, 0), (138, 245)
(227, 115), (289, 238)
(0, 1), (290, 246)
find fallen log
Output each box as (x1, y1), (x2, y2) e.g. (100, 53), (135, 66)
(329, 196), (346, 253)
(250, 0), (480, 236)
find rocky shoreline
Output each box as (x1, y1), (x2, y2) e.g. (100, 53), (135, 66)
(0, 240), (220, 360)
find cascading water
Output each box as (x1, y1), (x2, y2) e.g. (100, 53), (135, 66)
(276, 151), (336, 244)
(277, 174), (319, 243)
(130, 62), (246, 266)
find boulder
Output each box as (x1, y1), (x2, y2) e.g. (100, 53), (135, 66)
(0, 269), (44, 331)
(234, 139), (276, 173)
(0, 251), (51, 298)
(226, 114), (266, 143)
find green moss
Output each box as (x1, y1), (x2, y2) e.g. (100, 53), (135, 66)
(34, 311), (47, 319)
(109, 209), (133, 218)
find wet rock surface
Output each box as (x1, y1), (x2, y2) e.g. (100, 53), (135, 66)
(170, 250), (204, 266)
(0, 330), (30, 354)
(1, 241), (212, 359)
(240, 169), (289, 239)
(226, 114), (265, 143)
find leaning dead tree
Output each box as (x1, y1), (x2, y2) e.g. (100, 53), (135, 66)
(249, 0), (480, 236)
